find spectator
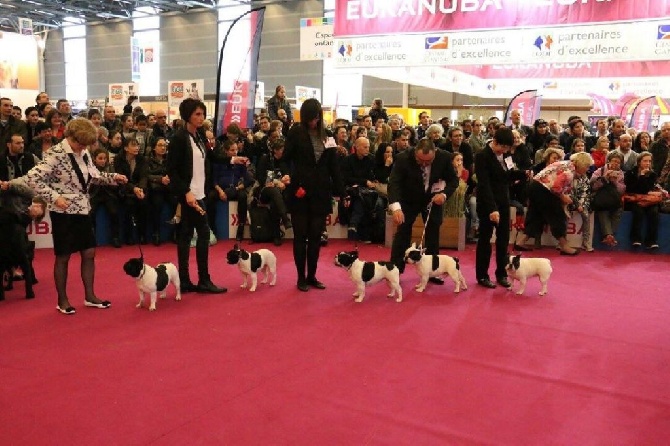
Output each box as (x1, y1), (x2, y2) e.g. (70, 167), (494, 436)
(624, 152), (662, 249)
(0, 97), (27, 155)
(368, 98), (388, 125)
(590, 152), (625, 247)
(267, 85), (293, 123)
(89, 148), (122, 248)
(27, 122), (58, 160)
(255, 138), (293, 246)
(113, 137), (149, 245)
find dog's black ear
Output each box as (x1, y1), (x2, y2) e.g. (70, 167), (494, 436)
(240, 250), (250, 260)
(233, 243), (240, 251)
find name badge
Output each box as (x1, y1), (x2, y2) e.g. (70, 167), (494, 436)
(505, 157), (515, 170)
(431, 180), (446, 193)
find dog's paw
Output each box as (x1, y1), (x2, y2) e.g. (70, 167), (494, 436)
(136, 302), (143, 308)
(270, 281), (276, 286)
(454, 288), (460, 294)
(249, 287), (256, 292)
(516, 290), (524, 295)
(149, 306), (156, 311)
(240, 283), (247, 288)
(415, 287), (425, 293)
(538, 291), (547, 296)
(354, 296), (364, 303)
(395, 296), (402, 303)
(175, 295), (181, 301)
(352, 292), (360, 297)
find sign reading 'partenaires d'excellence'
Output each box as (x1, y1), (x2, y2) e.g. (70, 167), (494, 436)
(334, 20), (670, 68)
(334, 0), (670, 37)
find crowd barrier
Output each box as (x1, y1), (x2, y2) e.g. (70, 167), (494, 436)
(27, 203), (670, 254)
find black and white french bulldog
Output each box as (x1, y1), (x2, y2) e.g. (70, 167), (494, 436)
(403, 243), (468, 293)
(504, 254), (552, 296)
(334, 250), (402, 303)
(123, 257), (181, 311)
(225, 244), (277, 292)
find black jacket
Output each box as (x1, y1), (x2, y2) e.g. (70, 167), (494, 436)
(474, 146), (528, 217)
(166, 127), (214, 203)
(0, 152), (38, 181)
(283, 124), (344, 215)
(388, 148), (458, 214)
(113, 154), (149, 197)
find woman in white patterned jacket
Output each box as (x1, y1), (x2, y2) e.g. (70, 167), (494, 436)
(25, 118), (128, 315)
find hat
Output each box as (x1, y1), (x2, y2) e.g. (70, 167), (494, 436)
(35, 121), (50, 133)
(534, 119), (548, 127)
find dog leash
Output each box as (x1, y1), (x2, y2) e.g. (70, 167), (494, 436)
(418, 202), (433, 250)
(131, 216), (144, 260)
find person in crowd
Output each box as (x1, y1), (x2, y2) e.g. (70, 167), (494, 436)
(1, 97), (27, 155)
(209, 139), (255, 242)
(0, 177), (47, 299)
(267, 85), (293, 123)
(123, 95), (138, 114)
(56, 99), (73, 125)
(373, 142), (395, 195)
(28, 122), (58, 160)
(255, 137), (293, 246)
(533, 135), (562, 166)
(1, 133), (39, 184)
(468, 119), (486, 156)
(37, 101), (53, 119)
(445, 126), (474, 172)
(120, 113), (135, 142)
(284, 98), (344, 292)
(591, 136), (610, 170)
(506, 129), (533, 249)
(146, 113), (156, 129)
(485, 118), (499, 139)
(393, 129), (411, 153)
(361, 114), (376, 142)
(23, 106), (40, 148)
(369, 98), (388, 125)
(88, 109), (109, 146)
(372, 122), (392, 154)
(146, 137), (175, 246)
(562, 118), (587, 153)
(404, 125), (418, 147)
(416, 111), (431, 140)
(425, 123), (447, 150)
(276, 108), (291, 137)
(590, 152), (625, 247)
(106, 130), (124, 156)
(611, 133), (638, 172)
(520, 152), (593, 255)
(608, 119), (627, 150)
(624, 152), (663, 249)
(333, 125), (350, 154)
(102, 105), (121, 133)
(24, 118), (128, 314)
(388, 137), (458, 280)
(150, 109), (173, 142)
(474, 127), (529, 288)
(650, 122), (670, 176)
(439, 117), (451, 135)
(526, 119), (551, 157)
(548, 119), (561, 137)
(166, 98), (229, 294)
(35, 91), (50, 106)
(45, 108), (64, 142)
(342, 136), (378, 241)
(633, 131), (651, 153)
(558, 115), (582, 148)
(567, 152), (594, 251)
(508, 109), (532, 136)
(89, 147), (121, 248)
(113, 137), (149, 244)
(134, 114), (152, 156)
(461, 119), (473, 139)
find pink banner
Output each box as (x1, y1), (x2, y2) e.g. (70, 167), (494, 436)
(450, 61), (670, 80)
(587, 93), (615, 115)
(505, 90), (541, 128)
(334, 0), (670, 37)
(630, 96), (656, 131)
(614, 92), (640, 118)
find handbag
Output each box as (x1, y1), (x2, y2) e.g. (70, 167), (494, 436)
(623, 192), (663, 208)
(591, 168), (622, 211)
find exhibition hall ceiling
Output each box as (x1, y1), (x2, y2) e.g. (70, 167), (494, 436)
(0, 0), (297, 30)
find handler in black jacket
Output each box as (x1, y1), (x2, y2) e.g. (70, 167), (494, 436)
(474, 127), (528, 288)
(388, 138), (458, 276)
(166, 98), (232, 294)
(284, 98), (344, 292)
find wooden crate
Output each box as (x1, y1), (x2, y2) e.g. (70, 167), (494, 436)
(385, 214), (466, 251)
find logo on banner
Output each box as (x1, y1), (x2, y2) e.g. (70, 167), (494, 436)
(657, 24), (670, 39)
(425, 36), (449, 50)
(337, 41), (354, 59)
(171, 83), (184, 99)
(533, 34), (554, 58)
(110, 85), (123, 101)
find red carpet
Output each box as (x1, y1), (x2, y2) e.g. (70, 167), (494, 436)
(2, 240), (670, 445)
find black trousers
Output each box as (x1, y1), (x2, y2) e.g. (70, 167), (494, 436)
(260, 186), (288, 236)
(628, 203), (659, 245)
(148, 189), (176, 236)
(91, 194), (120, 239)
(390, 203), (443, 273)
(177, 199), (211, 284)
(525, 181), (567, 240)
(476, 205), (510, 281)
(291, 210), (327, 281)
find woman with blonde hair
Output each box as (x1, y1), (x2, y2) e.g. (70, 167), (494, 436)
(371, 123), (392, 153)
(521, 152), (593, 255)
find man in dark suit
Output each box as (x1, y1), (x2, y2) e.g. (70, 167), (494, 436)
(167, 98), (234, 294)
(388, 138), (459, 281)
(508, 109), (533, 138)
(474, 127), (528, 288)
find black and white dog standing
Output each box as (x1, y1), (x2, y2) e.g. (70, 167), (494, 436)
(334, 250), (402, 302)
(225, 244), (277, 292)
(404, 243), (468, 293)
(123, 257), (181, 311)
(504, 254), (552, 296)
